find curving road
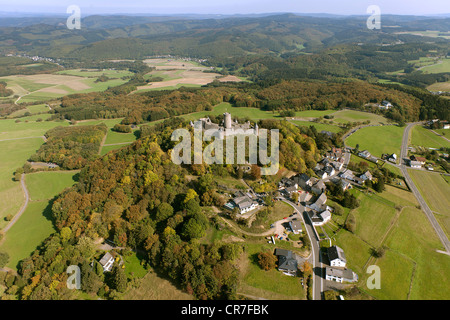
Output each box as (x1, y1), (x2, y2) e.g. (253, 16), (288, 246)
(400, 122), (450, 253)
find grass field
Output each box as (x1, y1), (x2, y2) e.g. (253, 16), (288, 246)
(331, 110), (390, 125)
(179, 102), (281, 122)
(25, 171), (78, 201)
(420, 58), (450, 74)
(333, 185), (450, 300)
(352, 191), (397, 248)
(290, 120), (343, 133)
(1, 72), (130, 104)
(7, 104), (49, 118)
(409, 170), (450, 237)
(239, 243), (306, 300)
(410, 125), (450, 149)
(0, 171), (77, 269)
(345, 125), (404, 158)
(0, 201), (55, 269)
(123, 270), (193, 300)
(293, 110), (336, 118)
(0, 138), (43, 228)
(427, 81), (450, 93)
(104, 129), (137, 145)
(384, 207), (450, 299)
(56, 68), (134, 78)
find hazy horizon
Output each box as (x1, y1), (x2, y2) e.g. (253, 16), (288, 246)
(1, 0), (449, 16)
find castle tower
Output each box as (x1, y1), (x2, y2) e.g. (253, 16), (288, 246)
(224, 112), (232, 129)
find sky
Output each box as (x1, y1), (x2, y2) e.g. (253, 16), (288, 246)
(0, 0), (449, 16)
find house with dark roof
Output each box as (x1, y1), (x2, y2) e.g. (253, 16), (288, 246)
(307, 209), (331, 226)
(311, 180), (326, 195)
(275, 248), (298, 276)
(327, 246), (347, 267)
(308, 192), (327, 211)
(289, 220), (302, 234)
(293, 173), (312, 189)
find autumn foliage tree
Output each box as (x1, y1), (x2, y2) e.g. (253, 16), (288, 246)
(257, 251), (277, 271)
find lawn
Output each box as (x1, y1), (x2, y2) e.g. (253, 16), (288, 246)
(0, 116), (69, 140)
(104, 129), (137, 145)
(123, 270), (193, 300)
(25, 171), (78, 201)
(360, 249), (415, 300)
(410, 125), (450, 149)
(290, 120), (343, 133)
(100, 144), (131, 155)
(293, 110), (336, 118)
(384, 207), (450, 299)
(0, 170), (78, 269)
(0, 201), (55, 269)
(334, 230), (372, 275)
(351, 191), (397, 248)
(345, 125), (404, 158)
(180, 102), (281, 122)
(331, 110), (390, 125)
(240, 242), (306, 300)
(420, 58), (450, 74)
(123, 251), (148, 279)
(0, 138), (43, 228)
(56, 69), (134, 78)
(409, 170), (450, 237)
(8, 104), (49, 118)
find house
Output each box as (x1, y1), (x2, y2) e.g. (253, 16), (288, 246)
(380, 100), (393, 109)
(293, 173), (312, 189)
(324, 165), (335, 177)
(308, 192), (327, 211)
(340, 179), (352, 191)
(331, 161), (344, 171)
(358, 150), (371, 159)
(311, 180), (326, 195)
(307, 209), (331, 226)
(325, 147), (344, 161)
(388, 153), (397, 163)
(99, 252), (115, 272)
(289, 220), (302, 234)
(275, 248), (298, 276)
(339, 169), (356, 181)
(327, 246), (347, 267)
(408, 160), (422, 168)
(284, 185), (298, 195)
(233, 195), (258, 214)
(360, 171), (373, 182)
(316, 169), (328, 180)
(278, 177), (297, 190)
(325, 267), (358, 283)
(410, 155), (426, 165)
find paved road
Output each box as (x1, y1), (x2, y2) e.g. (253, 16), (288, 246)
(282, 198), (323, 300)
(400, 122), (450, 253)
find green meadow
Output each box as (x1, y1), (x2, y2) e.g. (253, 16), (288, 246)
(290, 120), (343, 133)
(0, 171), (77, 269)
(345, 125), (404, 157)
(331, 185), (450, 300)
(411, 125), (450, 149)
